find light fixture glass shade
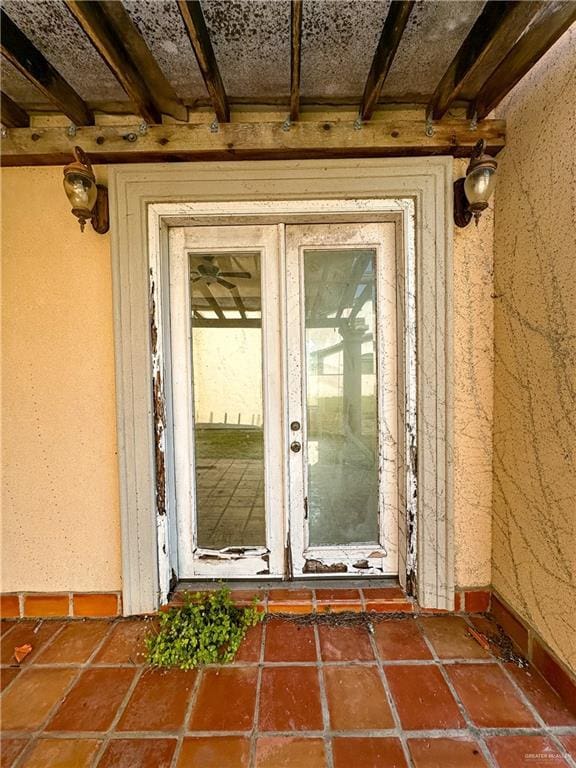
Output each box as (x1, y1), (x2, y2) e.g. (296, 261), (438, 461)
(63, 171), (97, 213)
(464, 165), (496, 206)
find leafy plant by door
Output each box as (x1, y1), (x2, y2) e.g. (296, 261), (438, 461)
(146, 587), (263, 670)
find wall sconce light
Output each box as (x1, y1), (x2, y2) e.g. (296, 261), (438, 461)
(63, 146), (109, 234)
(454, 139), (498, 228)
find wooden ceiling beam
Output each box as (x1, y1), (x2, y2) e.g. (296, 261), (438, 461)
(359, 0), (415, 122)
(0, 117), (506, 166)
(177, 0), (230, 124)
(0, 9), (93, 126)
(65, 1), (187, 124)
(428, 0), (543, 121)
(1, 92), (29, 128)
(472, 1), (576, 120)
(290, 0), (303, 122)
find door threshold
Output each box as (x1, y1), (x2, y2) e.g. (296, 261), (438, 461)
(167, 578), (413, 615)
(176, 576), (401, 591)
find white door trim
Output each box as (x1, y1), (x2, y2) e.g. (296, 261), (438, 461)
(285, 223), (399, 576)
(108, 158), (454, 614)
(169, 225), (285, 578)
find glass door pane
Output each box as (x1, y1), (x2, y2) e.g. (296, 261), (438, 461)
(189, 252), (265, 549)
(303, 249), (379, 545)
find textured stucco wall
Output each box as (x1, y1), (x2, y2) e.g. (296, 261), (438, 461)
(453, 168), (494, 588)
(1, 166), (122, 592)
(1, 161), (493, 594)
(492, 27), (576, 670)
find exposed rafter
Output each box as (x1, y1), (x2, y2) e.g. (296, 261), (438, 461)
(428, 0), (543, 121)
(197, 283), (225, 320)
(177, 0), (230, 124)
(290, 0), (303, 122)
(1, 91), (29, 128)
(229, 287), (247, 320)
(0, 9), (93, 126)
(0, 117), (506, 166)
(471, 1), (576, 120)
(65, 1), (187, 124)
(359, 0), (415, 122)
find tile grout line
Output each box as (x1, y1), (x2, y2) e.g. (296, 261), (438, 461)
(367, 618), (414, 768)
(10, 619), (118, 768)
(492, 651), (576, 768)
(417, 618), (499, 768)
(313, 623), (334, 768)
(461, 614), (576, 767)
(248, 618), (267, 768)
(1, 655), (504, 670)
(170, 665), (205, 768)
(88, 665), (147, 766)
(86, 621), (152, 766)
(75, 618), (144, 767)
(10, 616), (69, 668)
(7, 726), (575, 740)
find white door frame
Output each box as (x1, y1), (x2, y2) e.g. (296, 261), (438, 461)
(109, 159), (454, 615)
(285, 223), (399, 576)
(169, 225), (285, 578)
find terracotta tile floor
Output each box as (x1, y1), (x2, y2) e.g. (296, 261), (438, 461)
(1, 614), (575, 767)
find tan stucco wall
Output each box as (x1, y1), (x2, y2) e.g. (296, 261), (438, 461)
(1, 161), (494, 595)
(453, 167), (494, 588)
(1, 166), (122, 592)
(492, 27), (576, 670)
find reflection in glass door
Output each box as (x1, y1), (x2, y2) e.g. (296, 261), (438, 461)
(304, 248), (379, 546)
(189, 251), (266, 550)
(286, 223), (398, 576)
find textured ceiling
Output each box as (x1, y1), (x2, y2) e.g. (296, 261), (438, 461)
(2, 0), (127, 103)
(203, 0), (292, 99)
(301, 0), (391, 101)
(382, 0), (485, 101)
(123, 0), (208, 101)
(1, 0), (489, 109)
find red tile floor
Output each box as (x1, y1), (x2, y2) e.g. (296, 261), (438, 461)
(1, 611), (575, 767)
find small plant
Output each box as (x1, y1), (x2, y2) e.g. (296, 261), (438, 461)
(146, 587), (263, 670)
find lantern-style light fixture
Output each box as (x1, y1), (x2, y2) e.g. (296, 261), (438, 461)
(454, 139), (498, 228)
(63, 146), (109, 234)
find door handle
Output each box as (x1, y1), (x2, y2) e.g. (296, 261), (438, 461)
(290, 441), (302, 453)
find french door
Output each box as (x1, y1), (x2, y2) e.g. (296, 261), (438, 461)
(169, 222), (398, 579)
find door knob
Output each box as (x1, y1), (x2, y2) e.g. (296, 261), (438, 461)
(290, 441), (302, 453)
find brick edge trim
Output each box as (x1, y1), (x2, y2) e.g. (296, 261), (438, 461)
(0, 592), (122, 619)
(490, 590), (576, 715)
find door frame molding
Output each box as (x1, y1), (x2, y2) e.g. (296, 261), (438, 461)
(109, 158), (454, 615)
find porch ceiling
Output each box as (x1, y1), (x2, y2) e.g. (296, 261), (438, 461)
(1, 0), (575, 164)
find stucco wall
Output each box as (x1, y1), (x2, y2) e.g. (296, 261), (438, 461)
(1, 162), (493, 594)
(453, 167), (494, 588)
(492, 27), (576, 670)
(1, 166), (122, 592)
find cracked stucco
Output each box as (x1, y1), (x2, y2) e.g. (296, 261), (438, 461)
(492, 26), (576, 671)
